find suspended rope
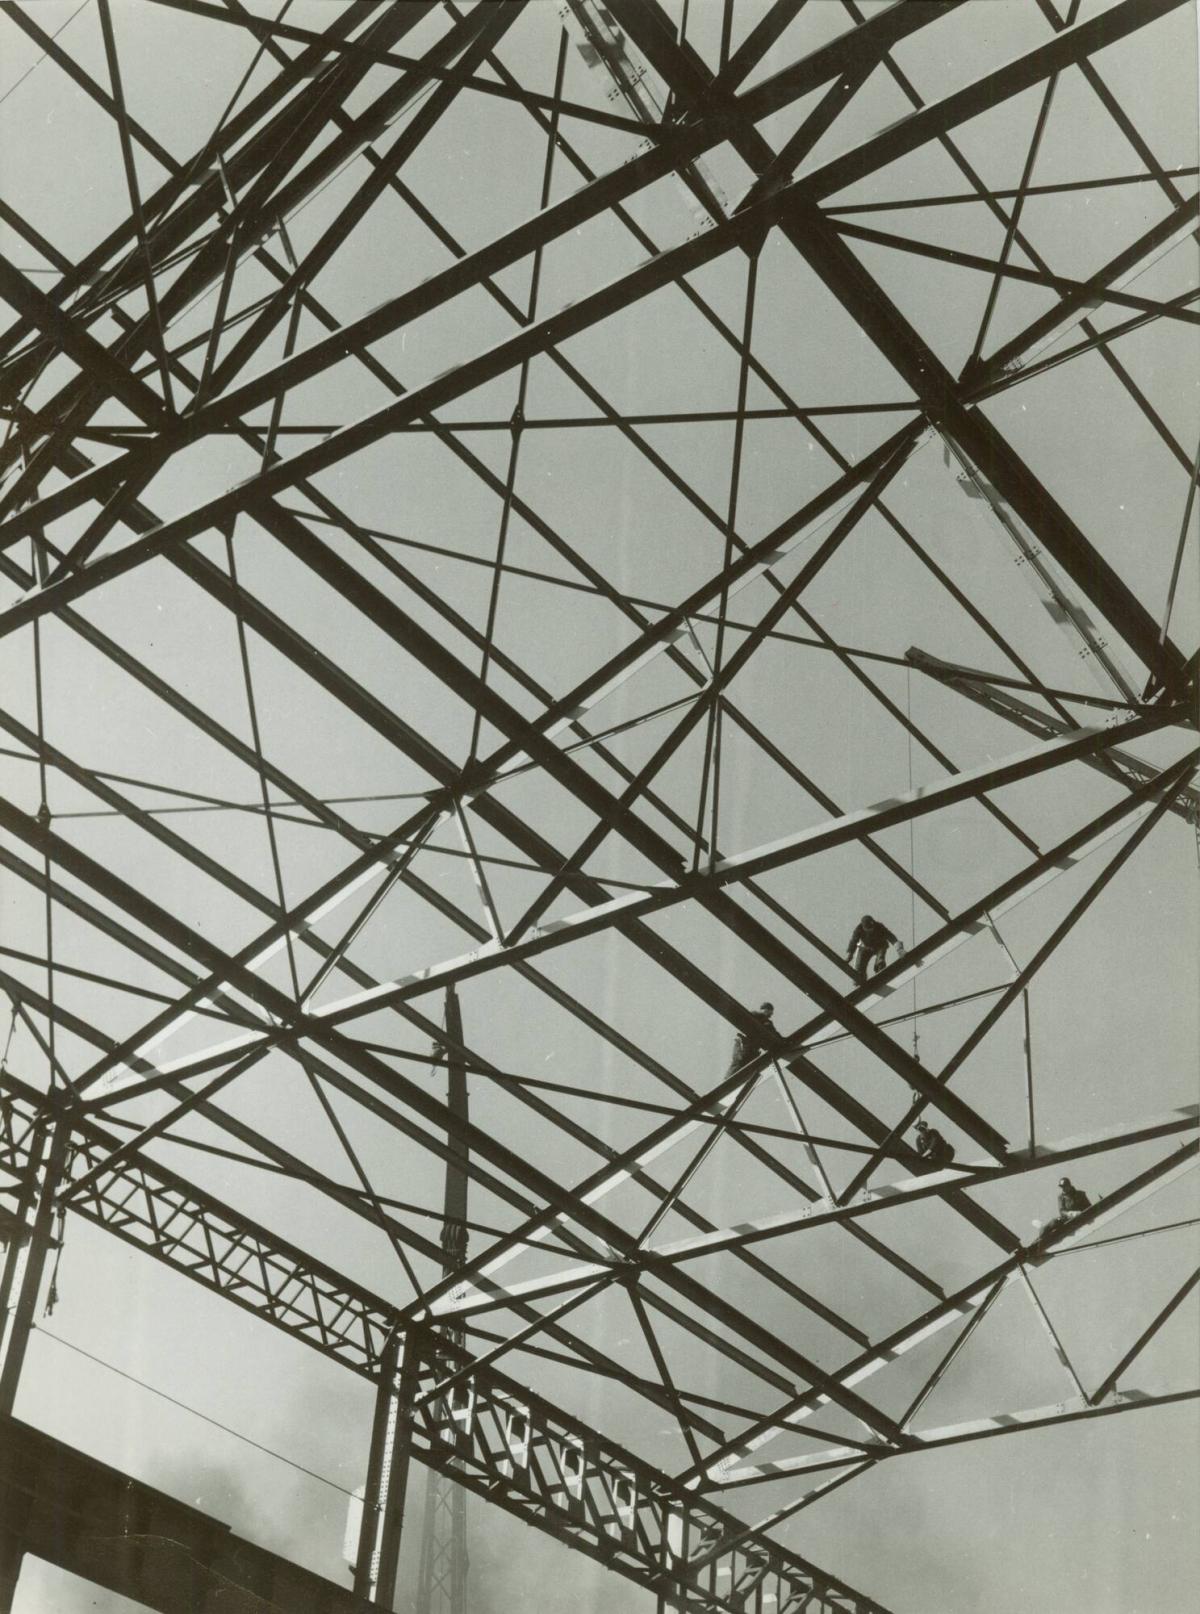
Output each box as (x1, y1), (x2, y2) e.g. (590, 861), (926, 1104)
(43, 1204), (65, 1316)
(44, 1144), (73, 1316)
(0, 994), (16, 1073)
(467, 30), (567, 766)
(1157, 427), (1200, 653)
(694, 238), (761, 870)
(223, 521), (302, 1003)
(30, 532), (58, 1088)
(906, 666), (919, 1062)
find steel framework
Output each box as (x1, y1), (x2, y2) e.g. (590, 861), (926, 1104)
(0, 1), (1196, 1610)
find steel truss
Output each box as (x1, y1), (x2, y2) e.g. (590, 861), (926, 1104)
(0, 1), (1197, 1610)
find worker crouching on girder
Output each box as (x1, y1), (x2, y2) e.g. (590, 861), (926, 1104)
(729, 1001), (776, 1074)
(912, 1117), (955, 1170)
(846, 914), (903, 984)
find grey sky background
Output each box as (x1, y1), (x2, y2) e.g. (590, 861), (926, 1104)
(1, 1), (1198, 1610)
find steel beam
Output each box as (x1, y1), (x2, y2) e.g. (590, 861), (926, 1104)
(793, 0), (1188, 202)
(0, 0), (389, 376)
(416, 1105), (1198, 1319)
(0, 1123), (66, 1418)
(682, 1143), (1198, 1488)
(604, 0), (1189, 689)
(371, 1326), (895, 1614)
(353, 1331), (418, 1606)
(0, 1075), (888, 1613)
(0, 3), (1194, 1601)
(0, 801), (914, 1431)
(295, 714), (1182, 1036)
(908, 648), (1200, 821)
(715, 1388), (1200, 1486)
(0, 1410), (381, 1614)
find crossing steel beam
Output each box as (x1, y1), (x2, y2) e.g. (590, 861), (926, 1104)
(0, 1), (1195, 1607)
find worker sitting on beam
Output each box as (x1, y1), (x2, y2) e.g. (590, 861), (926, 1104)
(1037, 1176), (1092, 1243)
(913, 1117), (956, 1170)
(729, 1001), (776, 1073)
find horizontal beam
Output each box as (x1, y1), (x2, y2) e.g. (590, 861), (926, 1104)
(685, 1143), (1198, 1488)
(0, 1072), (890, 1612)
(717, 1388), (1200, 1485)
(0, 1412), (378, 1614)
(310, 710), (1181, 1030)
(422, 1105), (1198, 1319)
(387, 1326), (893, 1614)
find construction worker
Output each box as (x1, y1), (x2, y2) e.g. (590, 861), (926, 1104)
(846, 914), (903, 983)
(1039, 1178), (1092, 1242)
(1058, 1177), (1091, 1217)
(913, 1118), (955, 1169)
(729, 1001), (775, 1072)
(441, 1216), (468, 1266)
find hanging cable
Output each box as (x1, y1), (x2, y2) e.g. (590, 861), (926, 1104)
(0, 994), (17, 1073)
(906, 666), (919, 1062)
(693, 234), (761, 870)
(43, 1203), (65, 1316)
(223, 522), (303, 1002)
(34, 1325), (354, 1497)
(466, 28), (568, 766)
(43, 1139), (76, 1316)
(1158, 427), (1200, 654)
(30, 532), (59, 1090)
(0, 0), (89, 113)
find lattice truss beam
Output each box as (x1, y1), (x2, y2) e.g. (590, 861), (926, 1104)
(0, 0), (1197, 1607)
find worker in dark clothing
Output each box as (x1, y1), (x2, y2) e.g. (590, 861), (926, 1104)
(729, 1001), (775, 1072)
(913, 1118), (955, 1170)
(441, 1216), (468, 1266)
(846, 915), (903, 983)
(1058, 1178), (1091, 1217)
(1039, 1177), (1092, 1243)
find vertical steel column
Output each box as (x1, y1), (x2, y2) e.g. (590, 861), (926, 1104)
(0, 1541), (22, 1613)
(439, 985), (469, 1269)
(0, 1119), (67, 1418)
(0, 1470), (32, 1614)
(353, 1328), (420, 1608)
(416, 985), (469, 1614)
(0, 1117), (66, 1614)
(1022, 990), (1036, 1153)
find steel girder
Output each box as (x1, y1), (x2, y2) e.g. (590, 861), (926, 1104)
(602, 0), (1191, 688)
(0, 1), (1197, 1609)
